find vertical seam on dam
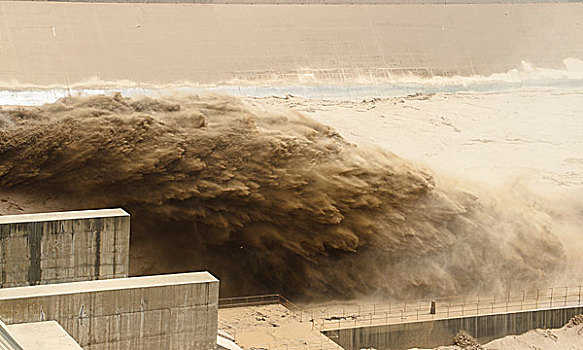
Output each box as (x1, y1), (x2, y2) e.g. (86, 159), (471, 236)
(27, 222), (42, 285)
(0, 224), (8, 287)
(94, 218), (102, 278)
(113, 217), (117, 277)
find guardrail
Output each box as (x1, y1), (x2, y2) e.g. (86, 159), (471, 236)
(219, 293), (299, 310)
(217, 284), (583, 335)
(304, 284), (583, 331)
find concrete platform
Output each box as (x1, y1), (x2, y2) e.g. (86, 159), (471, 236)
(219, 304), (342, 350)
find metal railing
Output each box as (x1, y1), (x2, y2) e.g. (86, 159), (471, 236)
(217, 285), (583, 341)
(219, 293), (299, 310)
(302, 284), (583, 331)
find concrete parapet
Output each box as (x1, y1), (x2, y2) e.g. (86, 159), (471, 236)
(6, 321), (83, 350)
(0, 271), (219, 350)
(0, 209), (130, 287)
(324, 306), (583, 350)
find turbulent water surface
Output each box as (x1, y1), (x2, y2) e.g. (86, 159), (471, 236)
(0, 94), (568, 300)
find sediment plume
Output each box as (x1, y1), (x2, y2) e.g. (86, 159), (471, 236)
(0, 94), (566, 300)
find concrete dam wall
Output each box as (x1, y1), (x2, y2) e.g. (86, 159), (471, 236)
(0, 272), (219, 350)
(0, 1), (582, 90)
(0, 209), (130, 288)
(323, 306), (583, 349)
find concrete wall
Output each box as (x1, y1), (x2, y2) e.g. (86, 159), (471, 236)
(0, 2), (581, 88)
(0, 272), (219, 350)
(324, 306), (583, 350)
(0, 209), (130, 288)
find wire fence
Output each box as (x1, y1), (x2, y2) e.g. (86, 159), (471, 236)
(301, 284), (583, 331)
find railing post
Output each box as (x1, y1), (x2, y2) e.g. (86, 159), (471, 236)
(550, 288), (554, 308)
(477, 294), (480, 314)
(493, 294), (496, 313)
(535, 289), (539, 308)
(564, 287), (568, 307)
(579, 285), (582, 305)
(447, 305), (450, 318)
(386, 311), (388, 323)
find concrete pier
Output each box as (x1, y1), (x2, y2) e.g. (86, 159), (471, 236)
(0, 271), (219, 350)
(0, 209), (130, 287)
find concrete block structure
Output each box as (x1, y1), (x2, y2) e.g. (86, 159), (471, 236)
(0, 209), (130, 288)
(0, 272), (219, 350)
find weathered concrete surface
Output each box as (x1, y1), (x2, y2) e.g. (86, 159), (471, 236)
(7, 321), (83, 350)
(323, 306), (583, 350)
(0, 272), (219, 350)
(0, 209), (130, 287)
(0, 2), (581, 88)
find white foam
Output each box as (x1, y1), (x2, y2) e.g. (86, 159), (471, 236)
(1, 58), (582, 106)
